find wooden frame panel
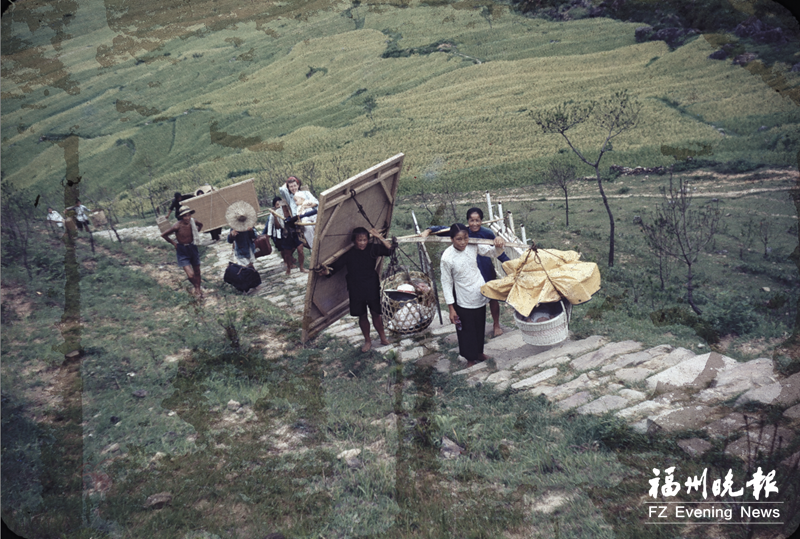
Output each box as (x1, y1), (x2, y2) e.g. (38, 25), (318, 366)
(181, 178), (259, 231)
(302, 154), (404, 342)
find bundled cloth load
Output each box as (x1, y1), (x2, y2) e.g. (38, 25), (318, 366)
(481, 247), (600, 346)
(481, 248), (600, 316)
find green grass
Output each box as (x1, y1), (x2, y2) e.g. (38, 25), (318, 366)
(2, 199), (799, 537)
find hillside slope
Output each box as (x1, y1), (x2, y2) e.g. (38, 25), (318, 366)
(2, 0), (799, 205)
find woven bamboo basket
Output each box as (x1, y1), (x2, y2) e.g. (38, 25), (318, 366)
(380, 271), (437, 335)
(514, 300), (572, 346)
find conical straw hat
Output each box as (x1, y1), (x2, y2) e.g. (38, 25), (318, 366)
(225, 200), (257, 231)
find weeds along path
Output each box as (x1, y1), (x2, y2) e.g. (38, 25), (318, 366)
(109, 225), (371, 348)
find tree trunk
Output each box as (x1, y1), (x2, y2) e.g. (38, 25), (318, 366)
(686, 262), (702, 315)
(596, 170), (615, 267)
(564, 191), (570, 227)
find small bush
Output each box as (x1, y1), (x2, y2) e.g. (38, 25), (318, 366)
(702, 291), (762, 337)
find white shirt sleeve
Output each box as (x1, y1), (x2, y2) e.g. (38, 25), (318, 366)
(440, 248), (455, 306)
(477, 243), (501, 258)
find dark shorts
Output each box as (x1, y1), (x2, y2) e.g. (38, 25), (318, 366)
(272, 234), (302, 252)
(176, 243), (200, 268)
(76, 219), (90, 230)
(350, 296), (381, 317)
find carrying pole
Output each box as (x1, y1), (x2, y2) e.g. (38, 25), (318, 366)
(411, 211), (443, 325)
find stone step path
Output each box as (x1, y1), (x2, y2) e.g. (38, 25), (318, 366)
(115, 224), (800, 463)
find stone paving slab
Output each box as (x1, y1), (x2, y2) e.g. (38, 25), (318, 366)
(485, 370), (514, 385)
(511, 335), (607, 372)
(646, 352), (737, 391)
(547, 373), (592, 401)
(578, 395), (630, 415)
(571, 340), (643, 371)
(511, 368), (559, 390)
(401, 347), (426, 363)
(557, 391), (592, 411)
(703, 413), (748, 439)
(600, 344), (673, 372)
(453, 362), (489, 376)
(649, 405), (722, 432)
(696, 357), (776, 403)
(677, 438), (713, 457)
(615, 399), (671, 422)
(614, 367), (653, 383)
(639, 347), (695, 373)
(725, 426), (796, 461)
(735, 371), (800, 407)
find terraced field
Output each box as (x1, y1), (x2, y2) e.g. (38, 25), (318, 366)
(2, 0), (798, 209)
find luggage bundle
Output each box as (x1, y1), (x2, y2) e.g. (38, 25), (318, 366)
(223, 262), (262, 293)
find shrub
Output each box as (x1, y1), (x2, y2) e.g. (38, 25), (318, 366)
(702, 291), (761, 337)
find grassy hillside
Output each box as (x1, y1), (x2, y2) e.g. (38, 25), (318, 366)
(2, 0), (798, 213)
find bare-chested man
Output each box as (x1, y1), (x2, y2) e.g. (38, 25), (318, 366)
(162, 206), (204, 297)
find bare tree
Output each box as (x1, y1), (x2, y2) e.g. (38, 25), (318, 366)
(545, 160), (577, 227)
(759, 220), (773, 259)
(739, 214), (757, 260)
(1, 186), (35, 278)
(532, 90), (640, 267)
(641, 174), (720, 315)
(640, 213), (675, 291)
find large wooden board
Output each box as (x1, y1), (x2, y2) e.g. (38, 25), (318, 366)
(181, 178), (259, 231)
(302, 154), (404, 342)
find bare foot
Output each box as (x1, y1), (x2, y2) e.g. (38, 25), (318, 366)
(361, 341), (372, 353)
(493, 325), (504, 337)
(299, 267), (309, 273)
(479, 354), (490, 362)
(380, 338), (390, 346)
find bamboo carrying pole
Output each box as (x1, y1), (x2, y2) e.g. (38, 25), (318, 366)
(395, 234), (529, 250)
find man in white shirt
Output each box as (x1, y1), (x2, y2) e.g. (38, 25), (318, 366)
(66, 199), (93, 232)
(47, 207), (64, 230)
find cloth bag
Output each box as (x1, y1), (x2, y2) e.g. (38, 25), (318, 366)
(224, 263), (261, 292)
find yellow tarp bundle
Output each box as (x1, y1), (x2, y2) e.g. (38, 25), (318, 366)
(481, 248), (601, 317)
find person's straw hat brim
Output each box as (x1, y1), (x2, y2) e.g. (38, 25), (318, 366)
(178, 206), (195, 218)
(226, 200), (257, 231)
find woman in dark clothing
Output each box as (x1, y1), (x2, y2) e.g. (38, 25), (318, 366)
(264, 196), (306, 275)
(318, 227), (393, 352)
(227, 227), (257, 268)
(421, 207), (510, 336)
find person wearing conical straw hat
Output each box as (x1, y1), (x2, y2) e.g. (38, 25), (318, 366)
(161, 206), (204, 298)
(226, 201), (258, 268)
